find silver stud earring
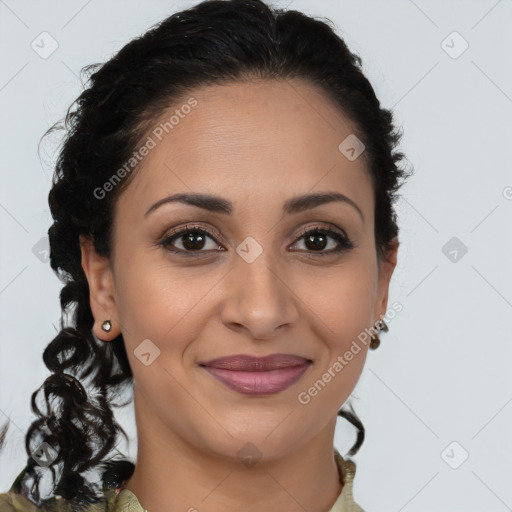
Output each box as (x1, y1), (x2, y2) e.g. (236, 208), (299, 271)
(101, 320), (112, 332)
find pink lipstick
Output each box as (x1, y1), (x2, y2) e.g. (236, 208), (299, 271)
(199, 354), (312, 395)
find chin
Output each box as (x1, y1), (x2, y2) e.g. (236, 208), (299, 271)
(203, 426), (306, 465)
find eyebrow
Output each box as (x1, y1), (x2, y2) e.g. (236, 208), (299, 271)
(144, 191), (364, 222)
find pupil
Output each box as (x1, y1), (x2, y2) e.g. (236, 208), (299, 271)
(183, 232), (205, 250)
(306, 233), (326, 250)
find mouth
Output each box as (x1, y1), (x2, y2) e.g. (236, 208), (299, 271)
(199, 354), (313, 395)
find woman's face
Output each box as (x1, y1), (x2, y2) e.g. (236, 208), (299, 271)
(81, 78), (397, 462)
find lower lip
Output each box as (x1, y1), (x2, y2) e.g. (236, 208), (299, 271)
(202, 364), (311, 395)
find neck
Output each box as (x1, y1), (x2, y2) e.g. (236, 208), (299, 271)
(123, 391), (344, 512)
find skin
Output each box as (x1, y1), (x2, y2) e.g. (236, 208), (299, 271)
(80, 78), (398, 512)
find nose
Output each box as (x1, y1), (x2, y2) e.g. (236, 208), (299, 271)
(219, 250), (300, 340)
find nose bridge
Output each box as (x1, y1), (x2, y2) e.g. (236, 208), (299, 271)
(238, 243), (279, 296)
(220, 238), (299, 337)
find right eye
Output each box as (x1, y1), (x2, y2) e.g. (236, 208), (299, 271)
(159, 224), (225, 255)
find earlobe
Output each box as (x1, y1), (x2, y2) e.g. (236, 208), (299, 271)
(79, 234), (120, 341)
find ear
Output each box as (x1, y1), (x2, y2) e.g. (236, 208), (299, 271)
(373, 236), (399, 323)
(79, 234), (120, 341)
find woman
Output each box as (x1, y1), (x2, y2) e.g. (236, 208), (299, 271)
(0, 0), (412, 510)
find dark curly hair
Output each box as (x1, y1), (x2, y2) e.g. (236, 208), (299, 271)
(0, 0), (412, 508)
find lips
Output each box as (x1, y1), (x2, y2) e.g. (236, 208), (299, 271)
(200, 354), (312, 371)
(199, 354), (312, 395)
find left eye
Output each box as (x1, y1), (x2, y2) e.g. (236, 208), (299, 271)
(290, 228), (351, 254)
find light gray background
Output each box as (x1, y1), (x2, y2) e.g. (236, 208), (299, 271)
(1, 0), (511, 510)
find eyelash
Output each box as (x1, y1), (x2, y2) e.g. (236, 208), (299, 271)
(159, 223), (355, 257)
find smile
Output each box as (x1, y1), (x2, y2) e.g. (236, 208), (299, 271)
(202, 364), (312, 395)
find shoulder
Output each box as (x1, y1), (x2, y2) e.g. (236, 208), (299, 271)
(0, 491), (51, 511)
(0, 490), (115, 512)
(0, 461), (133, 512)
(334, 451), (367, 512)
(0, 491), (29, 512)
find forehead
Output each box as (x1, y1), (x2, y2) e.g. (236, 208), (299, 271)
(117, 78), (373, 218)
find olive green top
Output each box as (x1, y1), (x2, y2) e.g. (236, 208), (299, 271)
(0, 450), (365, 511)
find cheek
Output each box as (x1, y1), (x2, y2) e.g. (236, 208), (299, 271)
(294, 255), (377, 399)
(295, 270), (373, 415)
(115, 276), (195, 342)
(112, 249), (219, 361)
(297, 257), (378, 338)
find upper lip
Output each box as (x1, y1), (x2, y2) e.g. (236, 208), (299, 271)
(199, 354), (312, 371)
